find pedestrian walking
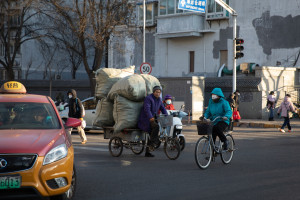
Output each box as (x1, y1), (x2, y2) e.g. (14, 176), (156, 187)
(67, 89), (87, 144)
(277, 94), (295, 133)
(267, 91), (276, 121)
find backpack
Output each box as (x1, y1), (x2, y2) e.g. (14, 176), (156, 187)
(75, 98), (85, 117)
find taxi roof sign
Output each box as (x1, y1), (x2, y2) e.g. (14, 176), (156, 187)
(0, 81), (27, 94)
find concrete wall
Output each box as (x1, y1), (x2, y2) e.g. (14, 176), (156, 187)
(256, 66), (297, 119)
(159, 76), (205, 120)
(0, 80), (92, 102)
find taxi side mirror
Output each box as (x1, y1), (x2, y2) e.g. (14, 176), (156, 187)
(64, 118), (81, 128)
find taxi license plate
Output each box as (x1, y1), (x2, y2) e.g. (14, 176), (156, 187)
(0, 175), (21, 189)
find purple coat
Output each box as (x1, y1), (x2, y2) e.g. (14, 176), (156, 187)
(138, 94), (168, 133)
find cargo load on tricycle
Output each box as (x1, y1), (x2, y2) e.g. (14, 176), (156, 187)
(93, 66), (181, 160)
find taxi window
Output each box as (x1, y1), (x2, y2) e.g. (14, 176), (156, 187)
(0, 103), (61, 129)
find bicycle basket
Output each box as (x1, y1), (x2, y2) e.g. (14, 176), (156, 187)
(196, 121), (213, 135)
(157, 115), (173, 127)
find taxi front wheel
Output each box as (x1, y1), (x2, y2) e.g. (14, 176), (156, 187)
(50, 165), (77, 200)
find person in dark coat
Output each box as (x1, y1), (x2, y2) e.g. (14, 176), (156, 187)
(233, 90), (241, 122)
(138, 86), (168, 157)
(67, 89), (87, 144)
(226, 93), (235, 131)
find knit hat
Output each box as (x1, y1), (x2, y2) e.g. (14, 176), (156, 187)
(152, 86), (161, 93)
(164, 95), (172, 100)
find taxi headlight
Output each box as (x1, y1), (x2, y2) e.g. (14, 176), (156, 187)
(43, 144), (68, 165)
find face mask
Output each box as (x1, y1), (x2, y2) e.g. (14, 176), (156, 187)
(166, 100), (171, 105)
(212, 95), (218, 100)
(68, 95), (73, 99)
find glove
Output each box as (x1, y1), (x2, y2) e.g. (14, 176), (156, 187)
(222, 117), (228, 121)
(203, 117), (210, 122)
(150, 118), (155, 122)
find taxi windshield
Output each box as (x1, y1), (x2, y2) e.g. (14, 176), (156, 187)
(0, 102), (61, 129)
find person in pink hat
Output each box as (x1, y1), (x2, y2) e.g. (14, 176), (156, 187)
(277, 94), (295, 133)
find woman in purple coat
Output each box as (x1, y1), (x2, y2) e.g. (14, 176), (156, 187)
(138, 86), (168, 157)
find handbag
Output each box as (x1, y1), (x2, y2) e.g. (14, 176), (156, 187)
(233, 109), (241, 120)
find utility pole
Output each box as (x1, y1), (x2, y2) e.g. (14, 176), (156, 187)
(215, 0), (237, 93)
(143, 0), (146, 63)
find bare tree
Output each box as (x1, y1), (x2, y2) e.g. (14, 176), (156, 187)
(41, 0), (134, 95)
(24, 56), (43, 80)
(0, 0), (44, 80)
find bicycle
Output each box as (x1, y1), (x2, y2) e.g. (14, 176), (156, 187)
(194, 116), (236, 169)
(155, 115), (181, 160)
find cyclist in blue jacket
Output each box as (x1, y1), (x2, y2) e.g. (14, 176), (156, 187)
(204, 88), (232, 150)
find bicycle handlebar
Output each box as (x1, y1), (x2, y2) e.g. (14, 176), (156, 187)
(205, 116), (225, 123)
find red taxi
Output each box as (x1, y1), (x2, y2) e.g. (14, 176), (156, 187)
(0, 81), (80, 199)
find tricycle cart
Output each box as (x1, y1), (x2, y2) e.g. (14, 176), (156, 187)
(103, 115), (181, 160)
(103, 127), (146, 157)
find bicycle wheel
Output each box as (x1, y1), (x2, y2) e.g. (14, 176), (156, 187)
(195, 136), (212, 169)
(153, 140), (161, 149)
(109, 137), (123, 157)
(130, 141), (145, 155)
(164, 138), (180, 160)
(178, 136), (186, 151)
(221, 134), (235, 164)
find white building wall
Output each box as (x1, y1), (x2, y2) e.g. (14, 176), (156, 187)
(152, 0), (300, 78)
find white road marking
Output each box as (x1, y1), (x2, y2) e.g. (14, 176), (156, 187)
(74, 146), (108, 152)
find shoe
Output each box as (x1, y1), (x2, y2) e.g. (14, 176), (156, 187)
(279, 129), (285, 133)
(288, 130), (292, 132)
(223, 140), (229, 150)
(145, 152), (155, 157)
(81, 140), (87, 144)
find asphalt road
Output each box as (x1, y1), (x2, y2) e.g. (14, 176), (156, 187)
(71, 126), (300, 200)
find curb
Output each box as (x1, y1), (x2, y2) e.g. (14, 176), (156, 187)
(182, 120), (281, 128)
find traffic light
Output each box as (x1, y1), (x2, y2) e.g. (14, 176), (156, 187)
(235, 38), (244, 59)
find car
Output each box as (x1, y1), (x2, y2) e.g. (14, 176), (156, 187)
(58, 97), (100, 131)
(0, 81), (81, 199)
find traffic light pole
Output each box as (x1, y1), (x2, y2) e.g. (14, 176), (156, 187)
(233, 13), (237, 93)
(215, 0), (237, 93)
(143, 0), (146, 63)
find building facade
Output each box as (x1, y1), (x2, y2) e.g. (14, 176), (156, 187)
(109, 0), (300, 77)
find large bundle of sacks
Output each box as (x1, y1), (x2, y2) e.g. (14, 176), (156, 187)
(93, 66), (160, 133)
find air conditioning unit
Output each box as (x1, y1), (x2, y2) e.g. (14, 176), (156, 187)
(55, 74), (61, 80)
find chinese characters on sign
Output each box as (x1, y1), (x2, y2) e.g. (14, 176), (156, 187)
(178, 0), (207, 13)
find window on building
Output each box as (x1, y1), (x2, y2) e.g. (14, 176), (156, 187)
(9, 14), (21, 26)
(206, 0), (229, 20)
(0, 43), (5, 56)
(159, 0), (190, 15)
(137, 2), (158, 27)
(189, 51), (195, 73)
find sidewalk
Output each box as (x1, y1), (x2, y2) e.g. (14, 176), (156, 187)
(183, 118), (300, 128)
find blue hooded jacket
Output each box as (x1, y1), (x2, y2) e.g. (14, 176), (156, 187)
(204, 88), (232, 125)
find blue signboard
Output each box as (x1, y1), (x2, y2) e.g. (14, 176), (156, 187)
(178, 0), (207, 13)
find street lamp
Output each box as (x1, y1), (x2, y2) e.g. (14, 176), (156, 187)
(215, 0), (237, 93)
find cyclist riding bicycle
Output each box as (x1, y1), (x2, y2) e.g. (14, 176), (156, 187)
(203, 88), (232, 150)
